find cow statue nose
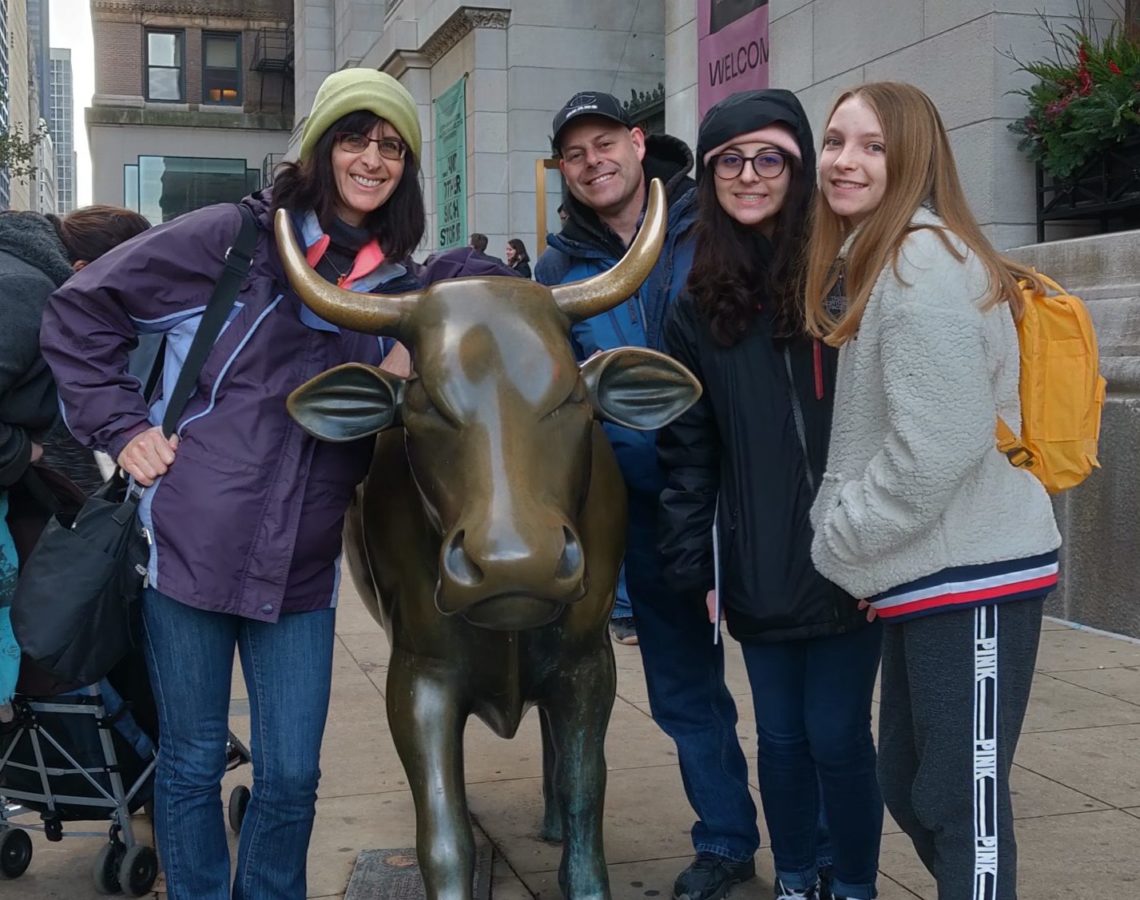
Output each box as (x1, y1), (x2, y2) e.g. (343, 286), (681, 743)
(437, 519), (587, 624)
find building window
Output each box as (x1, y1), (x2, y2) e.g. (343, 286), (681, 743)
(146, 30), (184, 101)
(203, 33), (241, 105)
(127, 155), (255, 223)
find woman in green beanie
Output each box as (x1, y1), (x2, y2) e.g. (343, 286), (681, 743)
(40, 68), (426, 900)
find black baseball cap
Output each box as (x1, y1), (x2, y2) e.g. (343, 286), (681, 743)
(551, 91), (633, 154)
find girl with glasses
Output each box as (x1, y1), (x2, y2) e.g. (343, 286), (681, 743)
(658, 89), (883, 900)
(40, 69), (426, 900)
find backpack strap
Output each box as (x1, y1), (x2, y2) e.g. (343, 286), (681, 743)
(161, 204), (259, 437)
(996, 417), (1034, 469)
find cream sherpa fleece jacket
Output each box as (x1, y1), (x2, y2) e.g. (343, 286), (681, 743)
(810, 209), (1061, 600)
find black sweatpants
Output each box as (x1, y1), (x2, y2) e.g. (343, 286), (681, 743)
(877, 598), (1044, 900)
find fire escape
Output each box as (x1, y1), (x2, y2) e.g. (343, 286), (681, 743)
(251, 27), (293, 112)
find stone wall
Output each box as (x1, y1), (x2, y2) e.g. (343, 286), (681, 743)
(332, 0), (667, 256)
(666, 0), (1121, 250)
(1007, 230), (1140, 638)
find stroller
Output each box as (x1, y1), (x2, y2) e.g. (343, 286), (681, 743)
(0, 654), (252, 896)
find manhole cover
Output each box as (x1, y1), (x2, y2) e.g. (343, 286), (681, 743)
(345, 839), (494, 899)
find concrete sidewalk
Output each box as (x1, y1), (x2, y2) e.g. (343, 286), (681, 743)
(7, 582), (1140, 899)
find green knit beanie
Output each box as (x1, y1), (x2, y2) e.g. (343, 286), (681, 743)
(300, 68), (422, 162)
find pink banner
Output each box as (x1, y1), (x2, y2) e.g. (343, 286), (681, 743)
(697, 0), (770, 120)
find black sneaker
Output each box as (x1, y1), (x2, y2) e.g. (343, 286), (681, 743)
(818, 866), (833, 900)
(773, 878), (819, 900)
(609, 616), (638, 645)
(673, 853), (756, 900)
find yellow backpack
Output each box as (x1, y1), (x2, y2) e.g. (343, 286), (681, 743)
(996, 272), (1106, 494)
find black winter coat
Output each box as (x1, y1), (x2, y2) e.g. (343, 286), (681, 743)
(657, 292), (866, 643)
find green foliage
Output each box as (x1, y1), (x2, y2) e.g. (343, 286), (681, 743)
(1005, 4), (1140, 178)
(0, 121), (48, 180)
(0, 88), (48, 181)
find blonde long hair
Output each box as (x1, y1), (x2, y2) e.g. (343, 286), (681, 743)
(804, 82), (1039, 346)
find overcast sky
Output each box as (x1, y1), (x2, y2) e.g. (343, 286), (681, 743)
(49, 0), (94, 206)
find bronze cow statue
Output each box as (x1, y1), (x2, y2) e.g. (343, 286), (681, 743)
(274, 180), (699, 900)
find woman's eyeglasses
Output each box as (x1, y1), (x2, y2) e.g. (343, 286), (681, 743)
(334, 132), (407, 161)
(712, 151), (790, 180)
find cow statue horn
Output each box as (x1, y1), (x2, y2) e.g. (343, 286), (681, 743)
(274, 176), (666, 333)
(273, 209), (422, 336)
(550, 177), (667, 322)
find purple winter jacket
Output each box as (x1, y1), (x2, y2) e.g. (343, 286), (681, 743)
(39, 193), (418, 622)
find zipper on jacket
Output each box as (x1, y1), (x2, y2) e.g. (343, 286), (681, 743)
(784, 346), (815, 494)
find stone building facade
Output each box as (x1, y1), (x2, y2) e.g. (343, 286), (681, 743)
(293, 0), (666, 259)
(87, 0), (294, 222)
(295, 0), (1122, 256)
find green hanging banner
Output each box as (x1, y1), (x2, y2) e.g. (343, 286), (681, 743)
(434, 76), (468, 250)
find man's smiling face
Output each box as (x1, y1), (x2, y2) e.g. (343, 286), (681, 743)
(557, 119), (647, 219)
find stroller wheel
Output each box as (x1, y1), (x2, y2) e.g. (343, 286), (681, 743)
(228, 784), (251, 834)
(118, 844), (158, 897)
(0, 827), (33, 879)
(93, 841), (123, 894)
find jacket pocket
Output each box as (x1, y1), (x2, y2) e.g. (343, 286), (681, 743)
(810, 471), (843, 531)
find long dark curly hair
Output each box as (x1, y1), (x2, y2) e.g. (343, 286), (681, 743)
(687, 155), (814, 346)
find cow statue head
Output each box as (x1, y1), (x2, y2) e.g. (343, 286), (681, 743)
(276, 179), (700, 630)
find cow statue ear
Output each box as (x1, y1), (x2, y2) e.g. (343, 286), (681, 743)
(579, 347), (702, 430)
(287, 363), (405, 442)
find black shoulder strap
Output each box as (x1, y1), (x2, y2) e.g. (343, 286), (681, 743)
(161, 204), (259, 437)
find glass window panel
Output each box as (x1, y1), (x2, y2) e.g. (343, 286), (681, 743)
(147, 32), (179, 67)
(137, 155), (250, 223)
(148, 68), (181, 101)
(205, 35), (238, 68)
(124, 164), (139, 211)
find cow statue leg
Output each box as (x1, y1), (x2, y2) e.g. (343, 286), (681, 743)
(386, 650), (476, 900)
(539, 706), (563, 842)
(541, 644), (616, 899)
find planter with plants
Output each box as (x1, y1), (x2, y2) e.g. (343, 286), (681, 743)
(1007, 6), (1140, 239)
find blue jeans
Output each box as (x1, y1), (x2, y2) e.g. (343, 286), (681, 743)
(741, 622), (884, 900)
(141, 588), (335, 900)
(612, 563), (633, 619)
(624, 493), (759, 861)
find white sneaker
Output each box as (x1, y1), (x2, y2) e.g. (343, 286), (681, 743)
(774, 879), (819, 900)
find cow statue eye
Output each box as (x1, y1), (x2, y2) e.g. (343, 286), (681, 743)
(404, 379), (461, 428)
(543, 381), (589, 421)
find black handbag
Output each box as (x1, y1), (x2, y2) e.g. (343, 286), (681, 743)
(10, 204), (259, 685)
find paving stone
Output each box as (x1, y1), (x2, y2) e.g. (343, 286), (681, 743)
(306, 790), (420, 898)
(1021, 672), (1140, 732)
(1016, 724), (1140, 808)
(1050, 664), (1140, 707)
(336, 631), (391, 696)
(1015, 810), (1140, 896)
(1009, 764), (1109, 817)
(879, 832), (937, 899)
(1035, 627), (1140, 673)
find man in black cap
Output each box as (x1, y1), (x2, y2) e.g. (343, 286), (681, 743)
(535, 91), (761, 900)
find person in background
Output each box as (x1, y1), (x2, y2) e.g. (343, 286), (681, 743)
(659, 89), (880, 900)
(41, 68), (426, 900)
(805, 81), (1061, 900)
(468, 232), (504, 264)
(0, 204), (150, 721)
(534, 90), (759, 900)
(505, 238), (532, 278)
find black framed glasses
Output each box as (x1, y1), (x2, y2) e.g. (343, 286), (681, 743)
(711, 150), (790, 180)
(334, 132), (407, 161)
